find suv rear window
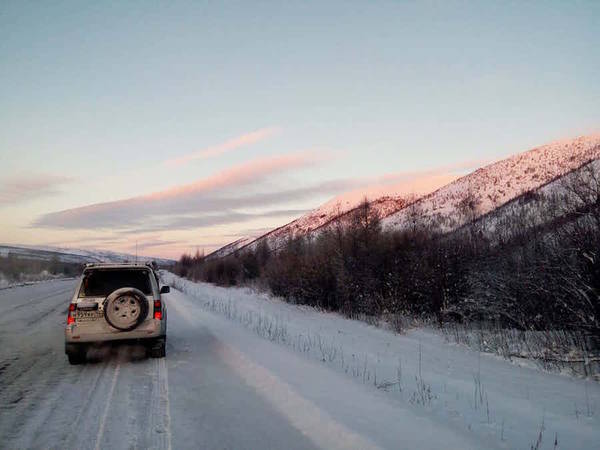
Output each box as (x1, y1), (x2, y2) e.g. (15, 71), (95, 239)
(79, 269), (153, 297)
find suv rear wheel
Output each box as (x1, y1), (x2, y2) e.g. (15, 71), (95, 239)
(148, 338), (166, 358)
(66, 344), (87, 365)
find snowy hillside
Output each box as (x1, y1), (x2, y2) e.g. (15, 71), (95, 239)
(241, 195), (408, 254)
(0, 244), (175, 265)
(456, 158), (600, 243)
(205, 195), (410, 258)
(211, 133), (600, 258)
(382, 133), (600, 232)
(209, 174), (458, 257)
(205, 236), (255, 260)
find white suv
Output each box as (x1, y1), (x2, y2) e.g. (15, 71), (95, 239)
(65, 263), (168, 364)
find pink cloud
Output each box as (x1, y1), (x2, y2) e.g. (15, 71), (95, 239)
(0, 174), (73, 205)
(35, 151), (324, 229)
(165, 127), (280, 166)
(375, 158), (487, 185)
(149, 150), (319, 201)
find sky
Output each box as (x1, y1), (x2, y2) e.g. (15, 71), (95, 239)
(1, 0), (599, 259)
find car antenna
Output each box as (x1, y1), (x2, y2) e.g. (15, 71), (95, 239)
(135, 240), (138, 264)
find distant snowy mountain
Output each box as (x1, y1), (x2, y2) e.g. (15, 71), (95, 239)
(456, 157), (600, 244)
(381, 133), (600, 232)
(209, 133), (600, 258)
(245, 196), (409, 252)
(205, 237), (255, 261)
(205, 173), (458, 258)
(204, 195), (412, 259)
(0, 244), (175, 265)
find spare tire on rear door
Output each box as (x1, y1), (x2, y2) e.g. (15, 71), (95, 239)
(103, 287), (149, 331)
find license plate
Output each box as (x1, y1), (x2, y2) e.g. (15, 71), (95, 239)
(76, 310), (102, 322)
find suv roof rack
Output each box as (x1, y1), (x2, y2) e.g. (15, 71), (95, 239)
(84, 262), (155, 268)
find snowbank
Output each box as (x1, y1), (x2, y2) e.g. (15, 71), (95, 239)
(163, 272), (600, 450)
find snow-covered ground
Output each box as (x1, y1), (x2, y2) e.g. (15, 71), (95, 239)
(1, 276), (598, 449)
(163, 273), (600, 450)
(0, 278), (481, 450)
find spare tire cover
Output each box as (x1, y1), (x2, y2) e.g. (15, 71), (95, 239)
(103, 287), (149, 331)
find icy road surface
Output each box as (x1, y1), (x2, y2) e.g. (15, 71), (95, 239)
(0, 278), (598, 449)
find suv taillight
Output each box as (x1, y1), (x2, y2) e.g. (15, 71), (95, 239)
(153, 300), (162, 320)
(67, 303), (76, 325)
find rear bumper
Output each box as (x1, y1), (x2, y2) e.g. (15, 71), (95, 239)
(65, 318), (165, 344)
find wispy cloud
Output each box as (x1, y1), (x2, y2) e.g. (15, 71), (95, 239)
(0, 174), (72, 206)
(34, 151), (332, 230)
(122, 209), (309, 234)
(221, 227), (274, 238)
(133, 239), (185, 250)
(375, 158), (486, 185)
(40, 235), (125, 247)
(150, 150), (320, 201)
(165, 127), (280, 167)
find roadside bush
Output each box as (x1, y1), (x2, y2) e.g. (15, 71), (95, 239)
(174, 177), (600, 343)
(0, 254), (81, 284)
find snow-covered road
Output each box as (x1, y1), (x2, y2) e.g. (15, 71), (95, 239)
(0, 279), (598, 449)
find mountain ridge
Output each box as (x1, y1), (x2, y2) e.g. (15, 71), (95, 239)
(207, 133), (600, 259)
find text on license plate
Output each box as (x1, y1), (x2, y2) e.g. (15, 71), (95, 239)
(77, 311), (102, 321)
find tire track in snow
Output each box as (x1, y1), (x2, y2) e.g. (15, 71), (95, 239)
(94, 362), (121, 450)
(0, 351), (47, 398)
(25, 298), (72, 327)
(69, 362), (110, 432)
(66, 351), (157, 450)
(0, 351), (65, 439)
(2, 286), (73, 313)
(0, 281), (79, 447)
(10, 362), (105, 449)
(0, 280), (169, 450)
(149, 357), (172, 450)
